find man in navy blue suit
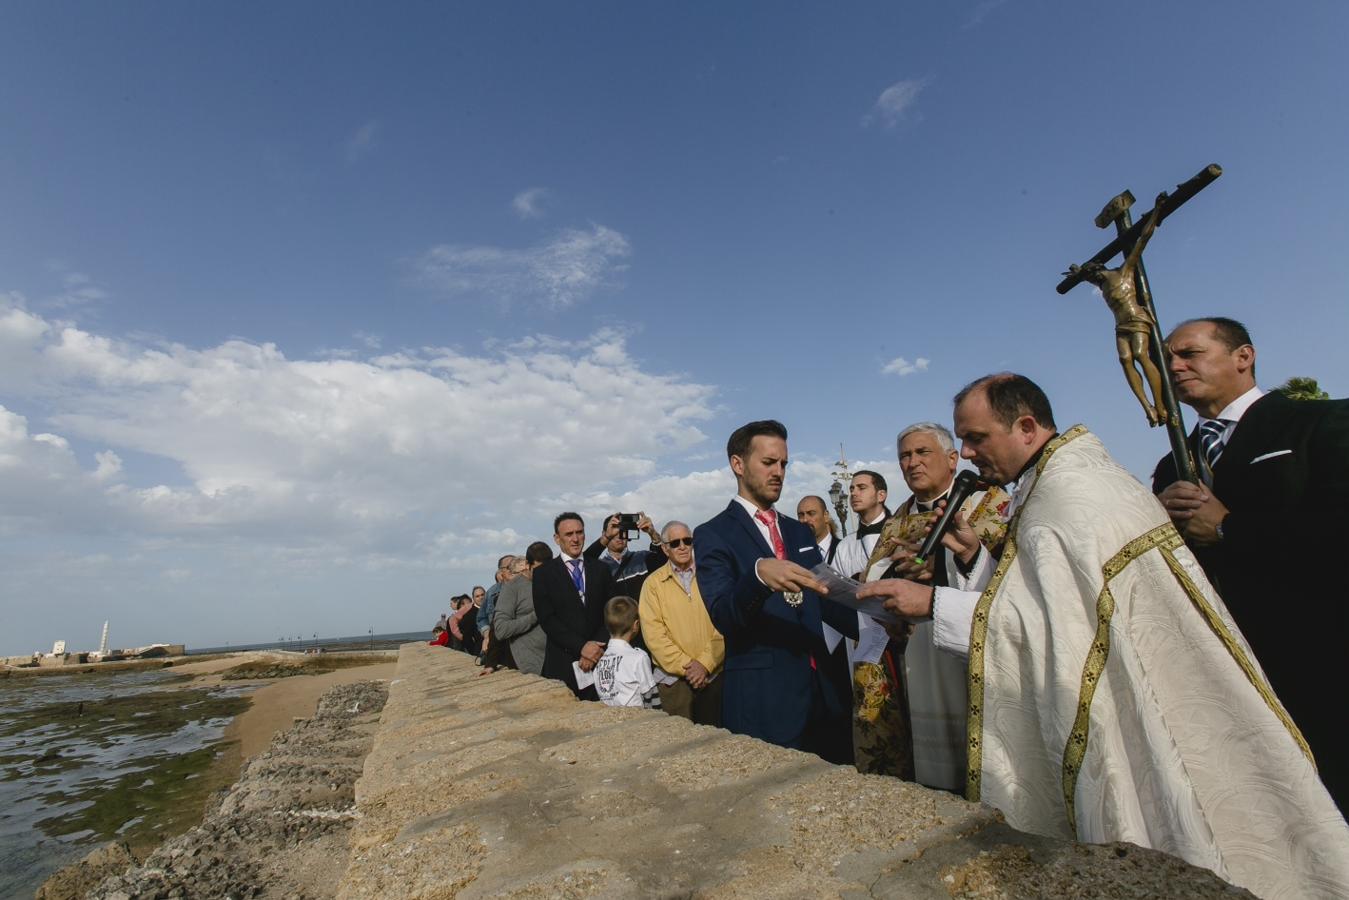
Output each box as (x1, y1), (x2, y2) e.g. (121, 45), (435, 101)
(694, 419), (859, 758)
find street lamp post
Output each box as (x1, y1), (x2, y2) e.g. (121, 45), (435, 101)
(829, 443), (854, 536)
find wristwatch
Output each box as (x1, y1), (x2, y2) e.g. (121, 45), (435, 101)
(1214, 515), (1227, 542)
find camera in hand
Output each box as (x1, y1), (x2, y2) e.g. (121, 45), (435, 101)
(615, 513), (642, 538)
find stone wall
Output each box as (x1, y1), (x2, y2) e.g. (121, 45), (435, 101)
(337, 643), (1248, 899)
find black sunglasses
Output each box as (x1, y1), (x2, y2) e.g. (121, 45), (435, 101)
(665, 537), (694, 548)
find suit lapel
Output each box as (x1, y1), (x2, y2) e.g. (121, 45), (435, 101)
(1217, 392), (1280, 472)
(552, 557), (589, 614)
(583, 558), (606, 608)
(727, 500), (774, 557)
(1209, 393), (1283, 489)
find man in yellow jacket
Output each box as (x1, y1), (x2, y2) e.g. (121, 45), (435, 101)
(638, 520), (725, 725)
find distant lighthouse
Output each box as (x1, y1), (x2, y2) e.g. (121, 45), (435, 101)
(99, 621), (109, 656)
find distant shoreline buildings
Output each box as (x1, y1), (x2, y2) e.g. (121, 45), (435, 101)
(2, 622), (185, 668)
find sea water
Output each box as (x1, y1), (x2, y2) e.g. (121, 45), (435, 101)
(0, 669), (251, 898)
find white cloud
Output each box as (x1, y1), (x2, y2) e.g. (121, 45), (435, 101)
(94, 450), (123, 482)
(881, 356), (931, 376)
(344, 120), (379, 163)
(512, 187), (550, 220)
(864, 78), (930, 129)
(0, 298), (715, 556)
(411, 224), (631, 309)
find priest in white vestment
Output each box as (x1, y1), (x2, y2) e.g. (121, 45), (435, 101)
(858, 373), (1349, 900)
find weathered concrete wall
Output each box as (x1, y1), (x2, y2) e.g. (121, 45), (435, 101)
(338, 643), (1249, 899)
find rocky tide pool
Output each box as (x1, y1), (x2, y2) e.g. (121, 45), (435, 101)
(0, 668), (251, 898)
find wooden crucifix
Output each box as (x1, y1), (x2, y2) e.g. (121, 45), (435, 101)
(1058, 163), (1223, 484)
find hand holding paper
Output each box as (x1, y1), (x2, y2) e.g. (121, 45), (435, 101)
(809, 564), (902, 625)
(854, 577), (935, 621)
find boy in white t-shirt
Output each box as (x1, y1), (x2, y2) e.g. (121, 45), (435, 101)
(594, 596), (662, 710)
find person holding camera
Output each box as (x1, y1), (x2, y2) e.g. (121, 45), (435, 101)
(585, 511), (667, 596)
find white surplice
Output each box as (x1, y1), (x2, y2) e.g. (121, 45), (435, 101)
(945, 426), (1348, 899)
(829, 516), (890, 668)
(862, 485), (997, 794)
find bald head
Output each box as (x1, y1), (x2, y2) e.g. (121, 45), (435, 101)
(796, 494), (835, 541)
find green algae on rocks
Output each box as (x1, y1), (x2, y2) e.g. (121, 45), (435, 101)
(1, 686), (251, 852)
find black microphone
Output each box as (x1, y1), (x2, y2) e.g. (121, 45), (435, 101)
(913, 470), (983, 565)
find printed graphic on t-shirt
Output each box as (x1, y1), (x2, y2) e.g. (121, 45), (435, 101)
(595, 654), (619, 697)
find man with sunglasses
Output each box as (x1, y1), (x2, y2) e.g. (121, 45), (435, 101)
(638, 521), (725, 725)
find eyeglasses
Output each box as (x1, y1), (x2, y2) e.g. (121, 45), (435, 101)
(665, 537), (693, 548)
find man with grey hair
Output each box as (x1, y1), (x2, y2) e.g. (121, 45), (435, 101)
(638, 520), (725, 725)
(863, 421), (1011, 792)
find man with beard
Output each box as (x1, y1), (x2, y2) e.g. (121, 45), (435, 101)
(694, 420), (857, 756)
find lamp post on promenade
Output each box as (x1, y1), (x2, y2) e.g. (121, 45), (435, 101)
(828, 444), (853, 537)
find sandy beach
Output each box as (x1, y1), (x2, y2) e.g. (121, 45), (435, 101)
(168, 650), (397, 762)
(223, 659), (397, 760)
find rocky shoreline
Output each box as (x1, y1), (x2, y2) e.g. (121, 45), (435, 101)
(38, 680), (388, 900)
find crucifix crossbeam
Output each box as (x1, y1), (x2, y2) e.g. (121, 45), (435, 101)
(1057, 164), (1222, 294)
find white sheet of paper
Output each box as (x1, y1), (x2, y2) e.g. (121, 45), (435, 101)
(810, 563), (904, 625)
(572, 660), (596, 689)
(853, 614), (890, 665)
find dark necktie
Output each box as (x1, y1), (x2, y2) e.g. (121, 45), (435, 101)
(1198, 419), (1232, 474)
(567, 559), (585, 600)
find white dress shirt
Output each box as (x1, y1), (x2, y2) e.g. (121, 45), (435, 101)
(1200, 385), (1265, 441)
(733, 494), (777, 550)
(559, 550), (586, 598)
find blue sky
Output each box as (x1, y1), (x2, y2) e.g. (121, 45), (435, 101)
(2, 1), (1346, 655)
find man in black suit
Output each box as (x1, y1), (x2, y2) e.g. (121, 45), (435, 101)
(532, 512), (618, 699)
(1153, 317), (1349, 810)
(694, 420), (858, 758)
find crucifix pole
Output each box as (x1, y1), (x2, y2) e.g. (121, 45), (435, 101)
(1058, 164), (1222, 484)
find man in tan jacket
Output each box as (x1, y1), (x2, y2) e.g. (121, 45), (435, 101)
(638, 520), (725, 725)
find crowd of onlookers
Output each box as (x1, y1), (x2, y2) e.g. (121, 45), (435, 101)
(430, 512), (723, 720)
